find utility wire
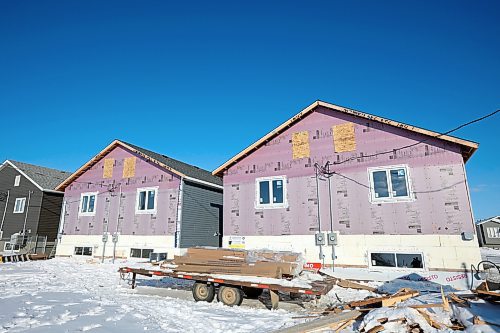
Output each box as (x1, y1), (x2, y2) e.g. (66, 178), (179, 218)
(328, 108), (499, 167)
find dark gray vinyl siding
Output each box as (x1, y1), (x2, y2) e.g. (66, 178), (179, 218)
(0, 166), (43, 240)
(37, 192), (64, 241)
(179, 180), (223, 248)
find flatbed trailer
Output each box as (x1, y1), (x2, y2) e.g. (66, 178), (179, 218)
(118, 266), (336, 309)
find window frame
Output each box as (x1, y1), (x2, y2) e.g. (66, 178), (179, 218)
(135, 187), (158, 214)
(14, 175), (21, 187)
(255, 176), (288, 209)
(130, 248), (154, 259)
(367, 165), (414, 203)
(13, 197), (26, 214)
(369, 251), (425, 271)
(486, 226), (500, 239)
(74, 246), (93, 256)
(79, 192), (98, 216)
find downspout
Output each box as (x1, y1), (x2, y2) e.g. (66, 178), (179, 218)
(55, 199), (67, 256)
(0, 190), (10, 237)
(22, 191), (32, 238)
(175, 178), (184, 249)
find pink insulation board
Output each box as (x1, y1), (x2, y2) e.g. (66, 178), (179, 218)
(223, 106), (474, 236)
(62, 146), (180, 236)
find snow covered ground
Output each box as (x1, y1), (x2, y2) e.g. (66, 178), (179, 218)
(1, 258), (499, 333)
(0, 258), (298, 332)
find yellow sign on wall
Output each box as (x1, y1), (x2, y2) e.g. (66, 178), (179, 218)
(333, 122), (356, 152)
(103, 158), (114, 178)
(292, 131), (310, 159)
(122, 157), (136, 178)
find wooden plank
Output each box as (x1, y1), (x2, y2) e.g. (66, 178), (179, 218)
(333, 122), (356, 152)
(292, 131), (310, 159)
(271, 310), (362, 333)
(336, 279), (376, 292)
(416, 309), (445, 329)
(366, 325), (384, 333)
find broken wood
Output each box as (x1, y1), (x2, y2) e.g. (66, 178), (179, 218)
(366, 325), (384, 333)
(416, 309), (445, 329)
(349, 288), (419, 308)
(336, 279), (376, 292)
(408, 303), (444, 309)
(271, 310), (362, 333)
(441, 286), (450, 312)
(334, 319), (354, 333)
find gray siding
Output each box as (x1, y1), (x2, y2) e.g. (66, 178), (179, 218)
(38, 192), (64, 241)
(477, 222), (500, 248)
(179, 180), (223, 247)
(0, 166), (43, 241)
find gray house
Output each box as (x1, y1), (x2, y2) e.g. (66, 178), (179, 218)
(476, 216), (500, 248)
(0, 160), (72, 254)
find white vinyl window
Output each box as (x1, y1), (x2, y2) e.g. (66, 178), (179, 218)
(487, 227), (500, 239)
(79, 192), (97, 216)
(74, 246), (93, 256)
(368, 165), (413, 203)
(14, 175), (21, 187)
(13, 198), (26, 213)
(130, 248), (154, 259)
(4, 242), (21, 252)
(255, 176), (288, 209)
(136, 187), (158, 214)
(370, 252), (424, 269)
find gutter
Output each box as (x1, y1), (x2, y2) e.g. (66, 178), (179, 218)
(183, 176), (223, 190)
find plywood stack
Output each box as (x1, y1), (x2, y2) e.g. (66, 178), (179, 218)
(171, 247), (302, 278)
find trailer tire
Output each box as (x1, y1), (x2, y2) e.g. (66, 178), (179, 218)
(192, 282), (215, 302)
(217, 286), (243, 306)
(242, 287), (263, 299)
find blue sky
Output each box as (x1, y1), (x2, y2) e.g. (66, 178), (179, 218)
(1, 1), (498, 219)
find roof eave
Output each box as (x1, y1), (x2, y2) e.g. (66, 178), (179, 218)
(212, 100), (480, 176)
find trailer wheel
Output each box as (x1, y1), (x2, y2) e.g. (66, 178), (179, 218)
(192, 282), (215, 302)
(217, 286), (243, 306)
(242, 286), (263, 299)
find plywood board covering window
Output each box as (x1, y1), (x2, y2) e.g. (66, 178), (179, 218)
(333, 122), (356, 152)
(103, 158), (114, 178)
(123, 157), (136, 178)
(292, 131), (310, 159)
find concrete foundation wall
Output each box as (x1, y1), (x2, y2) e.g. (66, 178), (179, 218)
(56, 234), (180, 259)
(223, 234), (481, 271)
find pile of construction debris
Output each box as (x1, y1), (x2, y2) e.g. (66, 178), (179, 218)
(275, 278), (500, 333)
(163, 247), (304, 278)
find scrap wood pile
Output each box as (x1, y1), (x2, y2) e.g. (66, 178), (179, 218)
(279, 283), (500, 333)
(166, 247), (303, 278)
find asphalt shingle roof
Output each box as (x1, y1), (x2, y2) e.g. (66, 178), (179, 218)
(121, 141), (222, 186)
(8, 160), (72, 190)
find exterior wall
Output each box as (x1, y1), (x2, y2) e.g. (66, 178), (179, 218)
(477, 222), (500, 248)
(57, 146), (181, 257)
(179, 180), (223, 247)
(37, 191), (64, 240)
(0, 165), (43, 244)
(223, 107), (475, 236)
(222, 106), (480, 271)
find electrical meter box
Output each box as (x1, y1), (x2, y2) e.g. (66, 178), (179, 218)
(327, 232), (338, 246)
(315, 232), (325, 246)
(112, 233), (119, 243)
(102, 233), (109, 242)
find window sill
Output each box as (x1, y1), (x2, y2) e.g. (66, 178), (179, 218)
(78, 213), (96, 217)
(135, 210), (157, 215)
(370, 197), (414, 204)
(255, 204), (288, 210)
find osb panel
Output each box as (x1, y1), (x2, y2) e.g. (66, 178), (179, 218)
(333, 122), (356, 152)
(122, 157), (136, 178)
(292, 131), (310, 159)
(103, 158), (114, 178)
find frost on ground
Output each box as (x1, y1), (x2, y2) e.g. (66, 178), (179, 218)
(0, 259), (297, 333)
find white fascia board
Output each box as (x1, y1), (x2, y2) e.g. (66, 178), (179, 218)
(3, 160), (44, 191)
(183, 176), (223, 190)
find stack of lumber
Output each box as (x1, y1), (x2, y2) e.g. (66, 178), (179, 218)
(171, 247), (302, 278)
